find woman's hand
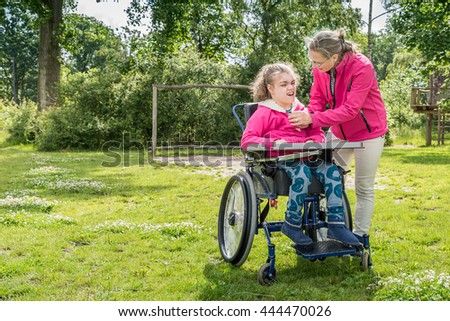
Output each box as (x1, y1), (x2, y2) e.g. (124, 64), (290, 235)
(288, 111), (312, 129)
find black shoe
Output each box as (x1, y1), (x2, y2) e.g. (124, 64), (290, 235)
(281, 222), (313, 245)
(327, 224), (360, 246)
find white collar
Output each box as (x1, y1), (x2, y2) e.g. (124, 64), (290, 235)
(259, 98), (301, 113)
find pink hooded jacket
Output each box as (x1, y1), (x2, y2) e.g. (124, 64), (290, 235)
(241, 99), (325, 157)
(308, 52), (388, 141)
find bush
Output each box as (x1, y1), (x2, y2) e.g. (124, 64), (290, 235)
(35, 68), (122, 151)
(2, 99), (38, 144)
(380, 50), (427, 133)
(35, 47), (249, 150)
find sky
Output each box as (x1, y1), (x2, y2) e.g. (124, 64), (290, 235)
(76, 0), (389, 33)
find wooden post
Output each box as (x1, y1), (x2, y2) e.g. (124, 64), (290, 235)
(152, 85), (158, 159)
(426, 114), (432, 146)
(437, 106), (442, 145)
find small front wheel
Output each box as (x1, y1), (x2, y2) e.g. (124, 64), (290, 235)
(361, 251), (371, 271)
(258, 263), (277, 286)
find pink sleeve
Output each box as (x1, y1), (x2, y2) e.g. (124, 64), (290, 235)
(240, 108), (275, 150)
(286, 103), (325, 143)
(311, 63), (375, 128)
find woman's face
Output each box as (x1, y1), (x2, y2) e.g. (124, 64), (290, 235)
(308, 50), (338, 72)
(267, 72), (296, 109)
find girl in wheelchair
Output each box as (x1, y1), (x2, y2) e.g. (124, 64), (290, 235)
(241, 63), (359, 247)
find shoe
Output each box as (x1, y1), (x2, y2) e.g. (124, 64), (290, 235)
(327, 224), (360, 246)
(281, 222), (313, 245)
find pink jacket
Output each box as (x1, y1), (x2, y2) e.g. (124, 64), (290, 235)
(241, 99), (325, 157)
(308, 52), (388, 141)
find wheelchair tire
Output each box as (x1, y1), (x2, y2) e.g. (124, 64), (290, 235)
(218, 172), (257, 267)
(258, 263), (277, 286)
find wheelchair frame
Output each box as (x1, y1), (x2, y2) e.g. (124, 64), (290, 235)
(218, 103), (372, 285)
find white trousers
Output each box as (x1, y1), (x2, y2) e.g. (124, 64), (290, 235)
(331, 134), (385, 236)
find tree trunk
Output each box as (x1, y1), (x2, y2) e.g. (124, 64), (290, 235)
(37, 0), (63, 111)
(12, 57), (19, 104)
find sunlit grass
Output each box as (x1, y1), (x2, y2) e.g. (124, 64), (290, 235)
(0, 126), (449, 300)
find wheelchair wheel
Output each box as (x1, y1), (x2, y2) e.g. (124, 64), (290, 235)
(218, 172), (257, 267)
(258, 263), (277, 286)
(361, 251), (371, 271)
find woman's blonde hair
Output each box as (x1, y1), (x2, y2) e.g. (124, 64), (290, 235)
(305, 28), (358, 58)
(250, 62), (300, 102)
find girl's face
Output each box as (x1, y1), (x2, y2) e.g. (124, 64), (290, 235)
(267, 72), (297, 109)
(308, 50), (338, 72)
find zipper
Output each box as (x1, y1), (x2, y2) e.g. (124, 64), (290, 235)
(360, 109), (372, 133)
(329, 70), (347, 139)
(339, 124), (347, 140)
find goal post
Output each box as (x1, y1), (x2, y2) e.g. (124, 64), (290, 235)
(151, 84), (250, 159)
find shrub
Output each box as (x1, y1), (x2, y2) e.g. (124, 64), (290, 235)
(35, 48), (248, 150)
(379, 50), (427, 133)
(2, 99), (38, 144)
(35, 68), (122, 151)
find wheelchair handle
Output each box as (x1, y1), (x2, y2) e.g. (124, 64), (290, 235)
(232, 104), (247, 133)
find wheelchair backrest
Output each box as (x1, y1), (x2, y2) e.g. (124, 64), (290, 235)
(232, 103), (259, 133)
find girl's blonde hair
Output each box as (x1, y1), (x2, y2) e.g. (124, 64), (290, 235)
(250, 62), (300, 102)
(305, 28), (358, 58)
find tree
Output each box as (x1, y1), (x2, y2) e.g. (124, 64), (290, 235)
(387, 1), (449, 65)
(236, 0), (362, 100)
(14, 0), (64, 111)
(60, 14), (124, 73)
(370, 29), (403, 81)
(0, 1), (39, 103)
(379, 49), (427, 130)
(37, 0), (63, 111)
(128, 0), (240, 61)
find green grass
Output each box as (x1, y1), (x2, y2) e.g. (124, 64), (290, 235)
(0, 126), (449, 300)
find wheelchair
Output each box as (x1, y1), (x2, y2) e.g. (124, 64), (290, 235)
(218, 103), (371, 285)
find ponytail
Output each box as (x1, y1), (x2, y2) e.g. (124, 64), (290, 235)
(305, 28), (358, 58)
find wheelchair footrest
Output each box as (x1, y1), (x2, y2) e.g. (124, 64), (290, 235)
(292, 240), (356, 259)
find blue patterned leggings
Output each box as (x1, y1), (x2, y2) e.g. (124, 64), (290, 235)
(277, 160), (344, 227)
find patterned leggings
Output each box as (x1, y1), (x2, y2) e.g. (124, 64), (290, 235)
(278, 159), (344, 227)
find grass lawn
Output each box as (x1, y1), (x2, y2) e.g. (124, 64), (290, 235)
(0, 129), (449, 300)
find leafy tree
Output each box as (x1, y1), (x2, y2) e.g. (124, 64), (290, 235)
(0, 1), (39, 103)
(128, 0), (240, 61)
(60, 14), (125, 73)
(379, 49), (427, 130)
(236, 0), (362, 101)
(370, 29), (404, 81)
(387, 1), (449, 65)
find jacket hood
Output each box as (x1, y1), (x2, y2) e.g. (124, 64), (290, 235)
(259, 98), (302, 113)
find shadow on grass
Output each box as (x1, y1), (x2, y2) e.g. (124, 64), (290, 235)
(198, 255), (377, 301)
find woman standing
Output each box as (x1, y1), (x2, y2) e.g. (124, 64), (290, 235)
(289, 29), (388, 239)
